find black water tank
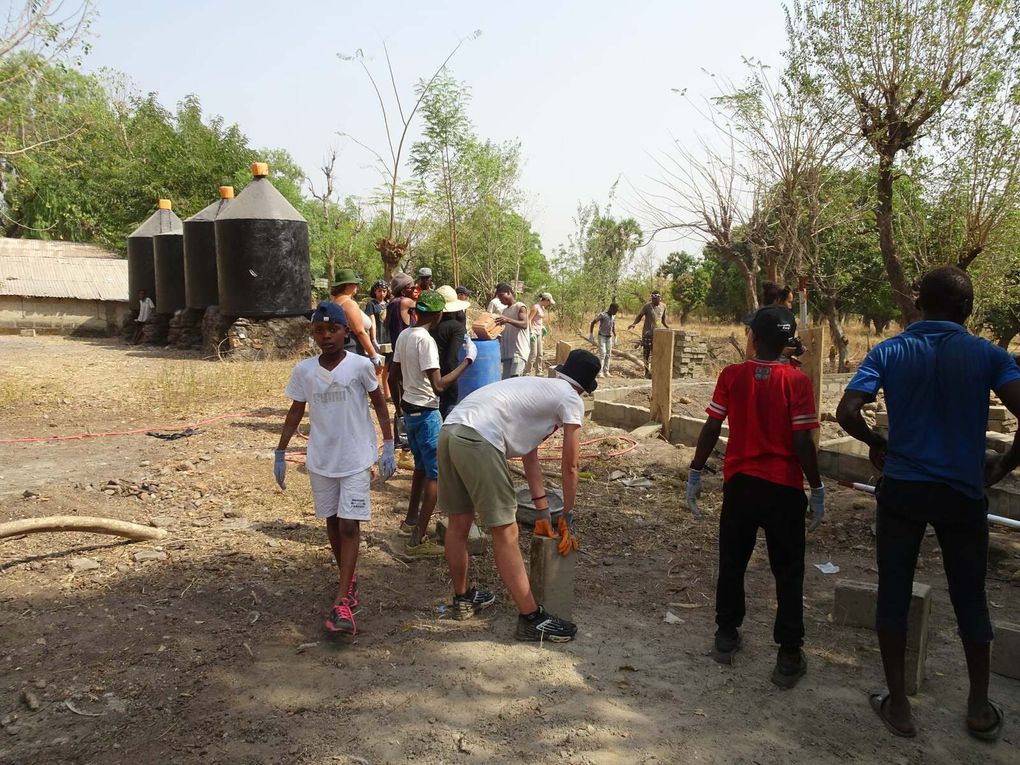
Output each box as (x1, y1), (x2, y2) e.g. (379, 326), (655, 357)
(154, 227), (186, 315)
(127, 200), (182, 311)
(183, 186), (233, 309)
(215, 163), (310, 317)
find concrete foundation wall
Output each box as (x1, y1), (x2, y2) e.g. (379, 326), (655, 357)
(821, 372), (854, 396)
(0, 296), (129, 335)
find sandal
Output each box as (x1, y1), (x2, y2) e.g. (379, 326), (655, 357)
(967, 700), (1005, 742)
(869, 690), (916, 738)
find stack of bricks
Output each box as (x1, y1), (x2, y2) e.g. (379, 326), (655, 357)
(987, 405), (1018, 434)
(672, 330), (708, 379)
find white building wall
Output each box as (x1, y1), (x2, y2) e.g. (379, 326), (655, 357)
(0, 296), (129, 335)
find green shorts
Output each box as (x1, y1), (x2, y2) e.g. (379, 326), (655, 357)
(437, 424), (518, 529)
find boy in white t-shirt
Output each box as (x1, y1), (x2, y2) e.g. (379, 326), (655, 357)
(275, 301), (395, 636)
(392, 289), (476, 556)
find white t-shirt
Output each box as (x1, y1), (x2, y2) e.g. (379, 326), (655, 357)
(486, 298), (503, 315)
(393, 326), (441, 409)
(500, 302), (531, 361)
(445, 377), (585, 457)
(530, 303), (546, 332)
(138, 297), (155, 322)
(284, 353), (379, 477)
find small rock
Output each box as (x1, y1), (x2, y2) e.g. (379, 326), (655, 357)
(222, 509), (240, 518)
(28, 562), (42, 571)
(176, 461), (195, 472)
(266, 540), (282, 549)
(32, 679), (46, 690)
(608, 470), (625, 481)
(1, 713), (17, 726)
(116, 564), (131, 573)
(21, 690), (40, 711)
(51, 736), (71, 746)
(69, 558), (100, 573)
(139, 460), (151, 467)
(149, 516), (174, 529)
(22, 489), (38, 499)
(132, 550), (167, 563)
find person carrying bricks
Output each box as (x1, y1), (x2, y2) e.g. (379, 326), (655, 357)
(627, 291), (669, 379)
(837, 265), (1020, 741)
(686, 305), (824, 688)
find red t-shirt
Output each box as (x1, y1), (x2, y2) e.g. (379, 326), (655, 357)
(706, 360), (819, 490)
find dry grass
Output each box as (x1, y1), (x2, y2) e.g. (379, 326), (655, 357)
(147, 359), (292, 417)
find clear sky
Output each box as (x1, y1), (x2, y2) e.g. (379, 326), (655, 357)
(81, 0), (788, 266)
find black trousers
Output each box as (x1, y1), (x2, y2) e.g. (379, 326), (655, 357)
(716, 473), (807, 648)
(875, 477), (992, 643)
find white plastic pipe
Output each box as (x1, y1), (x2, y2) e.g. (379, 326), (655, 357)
(838, 481), (1020, 530)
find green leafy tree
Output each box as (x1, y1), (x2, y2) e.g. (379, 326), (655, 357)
(657, 251), (712, 323)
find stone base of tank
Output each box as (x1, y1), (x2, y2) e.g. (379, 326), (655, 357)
(119, 312), (138, 343)
(143, 313), (171, 345)
(201, 306), (232, 357)
(168, 308), (204, 350)
(221, 316), (311, 360)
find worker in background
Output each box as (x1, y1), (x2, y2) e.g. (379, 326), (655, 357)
(525, 292), (555, 376)
(431, 285), (472, 419)
(330, 270), (383, 369)
(744, 282), (801, 362)
(365, 279), (391, 398)
(414, 267), (434, 299)
(386, 273), (418, 449)
(455, 285), (474, 306)
(627, 291), (670, 379)
(133, 289), (155, 344)
(588, 303), (619, 378)
(836, 266), (1019, 741)
(493, 283), (531, 379)
(486, 289), (504, 315)
(687, 306), (823, 688)
(437, 349), (600, 641)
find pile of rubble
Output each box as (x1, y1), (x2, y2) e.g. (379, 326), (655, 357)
(222, 316), (311, 360)
(167, 308), (205, 350)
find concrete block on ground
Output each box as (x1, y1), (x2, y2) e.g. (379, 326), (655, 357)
(529, 534), (576, 621)
(630, 421), (663, 440)
(19, 328), (36, 337)
(833, 579), (931, 695)
(992, 621), (1020, 680)
(434, 517), (487, 555)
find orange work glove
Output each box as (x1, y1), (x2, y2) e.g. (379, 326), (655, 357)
(557, 512), (578, 556)
(533, 514), (557, 539)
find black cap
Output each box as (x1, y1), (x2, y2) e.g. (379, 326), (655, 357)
(455, 285), (473, 297)
(554, 349), (601, 394)
(495, 282), (513, 294)
(749, 306), (797, 346)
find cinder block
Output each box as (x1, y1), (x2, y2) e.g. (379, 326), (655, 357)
(529, 534), (576, 621)
(988, 406), (1009, 421)
(19, 328), (36, 337)
(630, 422), (662, 440)
(992, 621), (1020, 679)
(833, 579), (932, 695)
(434, 517), (487, 555)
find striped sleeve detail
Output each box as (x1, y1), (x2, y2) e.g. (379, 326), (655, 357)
(706, 400), (727, 420)
(791, 412), (819, 430)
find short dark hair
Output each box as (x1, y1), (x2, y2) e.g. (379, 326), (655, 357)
(608, 302), (619, 314)
(917, 266), (973, 322)
(495, 282), (513, 295)
(762, 281), (792, 305)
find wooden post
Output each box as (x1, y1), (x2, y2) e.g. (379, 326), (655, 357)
(649, 328), (675, 440)
(800, 325), (826, 447)
(555, 341), (571, 366)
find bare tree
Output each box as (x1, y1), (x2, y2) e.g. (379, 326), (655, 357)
(338, 32), (480, 278)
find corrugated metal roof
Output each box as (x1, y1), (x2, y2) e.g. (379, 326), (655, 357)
(0, 238), (118, 259)
(0, 242), (128, 301)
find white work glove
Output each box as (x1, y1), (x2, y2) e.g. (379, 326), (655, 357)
(807, 485), (825, 532)
(463, 334), (477, 364)
(372, 339), (381, 353)
(273, 449), (287, 490)
(370, 355), (384, 369)
(686, 467), (703, 519)
(378, 440), (396, 481)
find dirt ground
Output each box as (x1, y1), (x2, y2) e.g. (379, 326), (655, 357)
(1, 335), (1018, 764)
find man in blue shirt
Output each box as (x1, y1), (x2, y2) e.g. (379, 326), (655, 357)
(837, 266), (1020, 741)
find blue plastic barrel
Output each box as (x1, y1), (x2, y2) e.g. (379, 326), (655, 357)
(456, 339), (502, 403)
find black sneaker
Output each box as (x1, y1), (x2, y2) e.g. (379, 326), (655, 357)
(713, 629), (742, 664)
(451, 587), (496, 621)
(515, 606), (577, 642)
(771, 647), (807, 689)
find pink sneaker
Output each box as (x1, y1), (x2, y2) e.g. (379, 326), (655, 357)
(325, 598), (357, 635)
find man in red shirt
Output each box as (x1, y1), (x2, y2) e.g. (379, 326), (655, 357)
(686, 306), (825, 688)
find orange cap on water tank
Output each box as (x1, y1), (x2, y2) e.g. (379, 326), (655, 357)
(219, 186), (235, 199)
(158, 199), (172, 210)
(251, 162), (269, 177)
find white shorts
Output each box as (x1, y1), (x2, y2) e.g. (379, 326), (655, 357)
(308, 469), (373, 521)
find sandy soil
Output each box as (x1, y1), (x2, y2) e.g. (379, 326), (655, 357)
(0, 335), (1017, 764)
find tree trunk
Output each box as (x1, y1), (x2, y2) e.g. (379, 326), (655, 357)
(824, 304), (850, 373)
(742, 266), (759, 312)
(877, 158), (920, 324)
(376, 238), (406, 281)
(680, 308), (690, 325)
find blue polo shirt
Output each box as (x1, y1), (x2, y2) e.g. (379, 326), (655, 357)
(847, 320), (1020, 499)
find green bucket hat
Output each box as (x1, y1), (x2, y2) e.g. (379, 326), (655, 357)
(332, 268), (362, 287)
(415, 289), (447, 314)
